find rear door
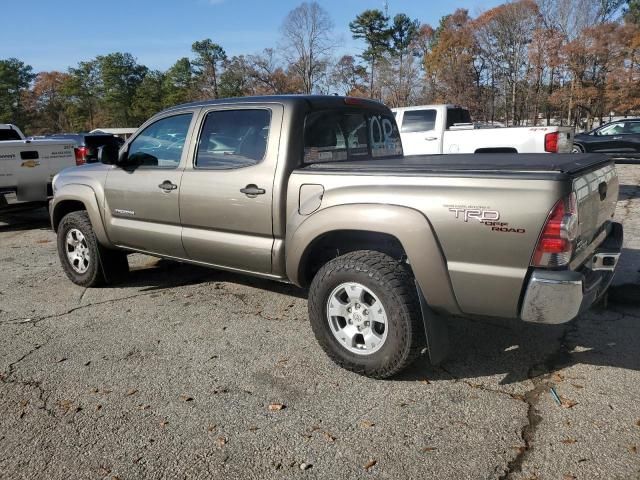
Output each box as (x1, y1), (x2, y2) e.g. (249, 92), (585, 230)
(399, 109), (440, 155)
(621, 121), (640, 153)
(103, 111), (196, 257)
(179, 105), (283, 274)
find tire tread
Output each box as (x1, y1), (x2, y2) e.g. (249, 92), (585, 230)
(308, 250), (425, 379)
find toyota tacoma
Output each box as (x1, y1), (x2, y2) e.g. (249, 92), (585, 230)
(49, 96), (622, 378)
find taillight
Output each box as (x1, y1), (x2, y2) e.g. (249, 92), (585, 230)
(544, 132), (559, 153)
(532, 192), (579, 267)
(74, 146), (88, 165)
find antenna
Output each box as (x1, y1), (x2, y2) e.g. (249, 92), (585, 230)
(384, 0), (389, 17)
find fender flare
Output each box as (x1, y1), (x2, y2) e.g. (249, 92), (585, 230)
(50, 184), (112, 248)
(286, 203), (461, 315)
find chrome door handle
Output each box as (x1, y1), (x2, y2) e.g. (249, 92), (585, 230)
(613, 136), (623, 140)
(240, 184), (266, 197)
(425, 137), (438, 141)
(158, 180), (177, 191)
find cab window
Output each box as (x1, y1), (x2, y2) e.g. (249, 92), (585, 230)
(195, 109), (271, 169)
(401, 109), (436, 132)
(625, 122), (640, 134)
(597, 122), (624, 136)
(304, 110), (402, 163)
(128, 114), (192, 168)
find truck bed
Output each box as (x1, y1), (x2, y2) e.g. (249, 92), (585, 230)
(300, 153), (612, 179)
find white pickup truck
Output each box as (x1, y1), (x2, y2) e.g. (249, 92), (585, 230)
(391, 105), (574, 156)
(0, 124), (78, 208)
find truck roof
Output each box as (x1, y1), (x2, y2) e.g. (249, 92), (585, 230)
(391, 104), (468, 111)
(162, 95), (389, 115)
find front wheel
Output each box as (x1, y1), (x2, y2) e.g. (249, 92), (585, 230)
(57, 211), (128, 287)
(308, 250), (425, 379)
(571, 144), (584, 153)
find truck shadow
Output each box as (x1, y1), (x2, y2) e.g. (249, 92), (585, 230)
(401, 248), (640, 385)
(121, 257), (308, 299)
(619, 184), (640, 200)
(0, 205), (50, 232)
(124, 250), (640, 386)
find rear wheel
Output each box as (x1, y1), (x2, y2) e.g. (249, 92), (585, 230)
(308, 250), (425, 379)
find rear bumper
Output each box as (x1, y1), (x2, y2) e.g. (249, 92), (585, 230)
(520, 222), (623, 324)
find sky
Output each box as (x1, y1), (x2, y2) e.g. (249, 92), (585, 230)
(1, 0), (502, 73)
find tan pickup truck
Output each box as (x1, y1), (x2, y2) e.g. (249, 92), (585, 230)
(49, 95), (623, 378)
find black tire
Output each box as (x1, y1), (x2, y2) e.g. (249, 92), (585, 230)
(57, 211), (128, 287)
(571, 144), (585, 153)
(308, 250), (425, 379)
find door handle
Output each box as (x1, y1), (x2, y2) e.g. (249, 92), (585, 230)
(158, 180), (178, 191)
(240, 184), (266, 197)
(425, 137), (438, 141)
(613, 136), (623, 140)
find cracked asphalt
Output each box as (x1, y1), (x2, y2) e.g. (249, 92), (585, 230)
(1, 165), (639, 480)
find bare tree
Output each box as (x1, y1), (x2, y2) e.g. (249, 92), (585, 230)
(281, 1), (335, 94)
(475, 0), (539, 125)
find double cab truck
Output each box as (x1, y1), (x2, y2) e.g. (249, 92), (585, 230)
(49, 96), (622, 378)
(0, 124), (79, 209)
(392, 105), (574, 156)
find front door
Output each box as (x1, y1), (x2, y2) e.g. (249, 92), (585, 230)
(591, 121), (627, 153)
(179, 105), (283, 274)
(103, 112), (196, 257)
(399, 108), (440, 155)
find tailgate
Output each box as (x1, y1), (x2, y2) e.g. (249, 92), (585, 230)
(572, 162), (618, 258)
(557, 127), (574, 153)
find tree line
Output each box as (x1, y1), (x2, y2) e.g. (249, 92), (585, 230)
(1, 0), (639, 134)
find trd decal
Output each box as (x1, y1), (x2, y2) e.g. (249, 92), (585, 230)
(445, 205), (526, 233)
(447, 206), (500, 223)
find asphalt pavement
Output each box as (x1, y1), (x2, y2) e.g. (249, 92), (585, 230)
(0, 165), (639, 480)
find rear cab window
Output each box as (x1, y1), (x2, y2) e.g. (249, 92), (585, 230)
(446, 108), (472, 128)
(304, 109), (402, 163)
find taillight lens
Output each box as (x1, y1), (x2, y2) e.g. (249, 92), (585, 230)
(544, 132), (559, 153)
(532, 192), (579, 267)
(74, 146), (88, 166)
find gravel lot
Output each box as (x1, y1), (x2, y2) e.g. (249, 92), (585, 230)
(1, 165), (639, 480)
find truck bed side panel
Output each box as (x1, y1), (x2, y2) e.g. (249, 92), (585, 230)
(288, 171), (564, 318)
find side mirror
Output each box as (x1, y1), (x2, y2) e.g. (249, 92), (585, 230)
(98, 144), (127, 165)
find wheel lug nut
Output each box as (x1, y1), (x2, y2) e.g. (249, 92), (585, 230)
(363, 309), (368, 315)
(347, 307), (352, 313)
(355, 303), (360, 309)
(364, 321), (370, 327)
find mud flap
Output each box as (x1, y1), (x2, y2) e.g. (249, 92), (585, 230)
(416, 281), (450, 365)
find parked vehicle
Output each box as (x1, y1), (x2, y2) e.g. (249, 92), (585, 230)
(392, 105), (574, 155)
(573, 118), (640, 156)
(50, 95), (622, 378)
(90, 128), (138, 141)
(0, 124), (25, 141)
(1, 135), (78, 209)
(47, 133), (124, 164)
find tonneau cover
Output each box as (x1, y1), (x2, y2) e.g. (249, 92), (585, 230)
(301, 153), (612, 177)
